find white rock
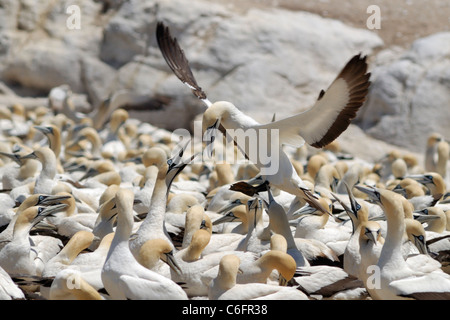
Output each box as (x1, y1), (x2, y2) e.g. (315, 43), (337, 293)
(357, 32), (450, 152)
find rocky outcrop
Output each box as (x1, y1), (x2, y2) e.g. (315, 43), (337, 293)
(0, 0), (383, 131)
(356, 32), (450, 152)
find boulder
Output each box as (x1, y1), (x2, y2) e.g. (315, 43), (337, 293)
(356, 32), (450, 152)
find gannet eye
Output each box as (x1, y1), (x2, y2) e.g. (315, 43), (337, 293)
(355, 202), (361, 212)
(38, 195), (45, 202)
(417, 235), (424, 242)
(37, 207), (45, 215)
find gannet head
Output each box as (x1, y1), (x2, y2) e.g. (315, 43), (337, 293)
(427, 132), (443, 147)
(0, 151), (23, 165)
(404, 218), (427, 255)
(109, 108), (128, 134)
(407, 172), (445, 196)
(139, 238), (182, 275)
(14, 204), (68, 233)
(218, 254), (242, 288)
(202, 101), (236, 157)
(360, 220), (383, 245)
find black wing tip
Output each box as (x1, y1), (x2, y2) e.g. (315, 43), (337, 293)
(155, 20), (208, 101)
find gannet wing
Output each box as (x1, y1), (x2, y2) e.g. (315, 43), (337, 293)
(392, 273), (450, 300)
(257, 54), (370, 148)
(156, 21), (211, 106)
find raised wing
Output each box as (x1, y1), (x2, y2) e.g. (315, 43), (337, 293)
(156, 21), (210, 105)
(258, 54), (370, 148)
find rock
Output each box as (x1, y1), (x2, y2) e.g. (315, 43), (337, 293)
(0, 0), (384, 132)
(2, 39), (84, 93)
(356, 32), (450, 153)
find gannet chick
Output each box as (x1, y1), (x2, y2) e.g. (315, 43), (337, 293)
(157, 21), (370, 216)
(355, 185), (450, 300)
(208, 254), (308, 300)
(101, 188), (188, 300)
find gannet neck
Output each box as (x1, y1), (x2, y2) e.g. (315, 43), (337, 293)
(216, 254), (240, 291)
(182, 205), (206, 248)
(113, 189), (135, 243)
(139, 174), (168, 234)
(270, 234), (288, 252)
(436, 140), (449, 178)
(35, 147), (57, 179)
(377, 191), (407, 269)
(57, 230), (94, 262)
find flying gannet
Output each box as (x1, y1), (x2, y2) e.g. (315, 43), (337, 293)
(156, 21), (371, 214)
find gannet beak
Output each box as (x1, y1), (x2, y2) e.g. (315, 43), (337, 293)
(80, 167), (98, 181)
(203, 119), (220, 159)
(392, 184), (407, 197)
(406, 174), (432, 185)
(34, 125), (53, 136)
(166, 140), (198, 189)
(213, 212), (237, 225)
(413, 210), (441, 223)
(413, 234), (428, 255)
(290, 204), (319, 219)
(20, 151), (38, 160)
(36, 203), (69, 221)
(164, 251), (183, 275)
(38, 194), (72, 205)
(217, 199), (242, 214)
(364, 228), (379, 245)
(354, 185), (381, 204)
(0, 151), (22, 165)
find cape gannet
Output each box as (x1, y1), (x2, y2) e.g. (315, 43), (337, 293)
(355, 185), (450, 300)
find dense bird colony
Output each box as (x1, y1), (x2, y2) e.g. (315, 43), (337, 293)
(0, 22), (448, 301)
